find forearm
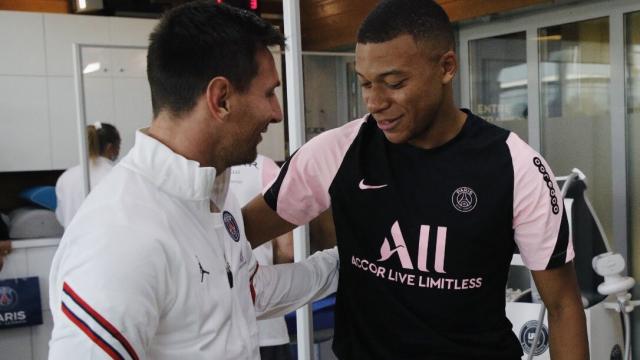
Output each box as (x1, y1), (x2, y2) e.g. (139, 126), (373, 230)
(252, 247), (339, 319)
(242, 195), (296, 249)
(272, 233), (294, 264)
(547, 303), (589, 360)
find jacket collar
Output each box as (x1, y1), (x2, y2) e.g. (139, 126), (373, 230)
(120, 129), (220, 202)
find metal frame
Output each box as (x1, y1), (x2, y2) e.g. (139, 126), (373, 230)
(282, 1), (315, 358)
(459, 0), (640, 265)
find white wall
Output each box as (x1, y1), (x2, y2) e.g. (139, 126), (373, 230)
(0, 11), (158, 171)
(0, 10), (287, 172)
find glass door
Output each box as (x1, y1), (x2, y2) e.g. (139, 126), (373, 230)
(538, 17), (613, 241)
(469, 32), (528, 140)
(626, 10), (640, 288)
(460, 2), (640, 358)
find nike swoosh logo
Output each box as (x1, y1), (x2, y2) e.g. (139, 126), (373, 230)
(359, 179), (388, 190)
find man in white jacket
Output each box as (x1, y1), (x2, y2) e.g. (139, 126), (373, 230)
(48, 2), (339, 359)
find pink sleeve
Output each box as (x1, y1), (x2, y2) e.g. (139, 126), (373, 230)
(260, 156), (280, 189)
(263, 118), (366, 225)
(507, 133), (574, 271)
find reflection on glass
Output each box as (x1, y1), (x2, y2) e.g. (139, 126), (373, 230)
(626, 11), (640, 284)
(469, 32), (528, 139)
(302, 55), (366, 141)
(539, 17), (612, 241)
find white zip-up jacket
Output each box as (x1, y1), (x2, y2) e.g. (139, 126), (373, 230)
(49, 130), (339, 360)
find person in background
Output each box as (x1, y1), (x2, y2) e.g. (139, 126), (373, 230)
(55, 122), (120, 228)
(229, 154), (294, 360)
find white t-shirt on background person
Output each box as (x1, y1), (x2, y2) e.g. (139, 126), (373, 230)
(229, 154), (291, 347)
(55, 157), (114, 228)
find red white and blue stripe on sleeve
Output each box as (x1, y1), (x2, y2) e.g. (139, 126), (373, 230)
(61, 282), (140, 360)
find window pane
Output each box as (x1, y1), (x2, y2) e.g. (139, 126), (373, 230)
(469, 32), (528, 140)
(626, 11), (640, 282)
(539, 17), (612, 241)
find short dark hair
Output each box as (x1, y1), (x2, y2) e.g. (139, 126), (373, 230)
(357, 0), (454, 52)
(147, 1), (285, 117)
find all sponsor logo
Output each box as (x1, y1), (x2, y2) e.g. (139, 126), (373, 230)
(519, 320), (549, 356)
(451, 187), (478, 213)
(223, 211), (241, 242)
(533, 157), (560, 215)
(378, 221), (448, 273)
(354, 221), (483, 291)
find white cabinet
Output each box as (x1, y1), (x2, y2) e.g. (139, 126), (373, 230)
(112, 77), (153, 155)
(110, 48), (148, 78)
(44, 14), (111, 77)
(0, 11), (287, 170)
(49, 48), (152, 167)
(48, 77), (77, 169)
(0, 11), (46, 76)
(48, 77), (119, 169)
(0, 76), (51, 171)
(108, 17), (157, 46)
(50, 17), (156, 167)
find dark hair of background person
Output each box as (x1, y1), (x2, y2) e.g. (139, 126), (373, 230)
(87, 123), (120, 159)
(147, 0), (286, 118)
(357, 0), (454, 53)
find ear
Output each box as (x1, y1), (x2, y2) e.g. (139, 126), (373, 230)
(205, 77), (231, 121)
(439, 50), (458, 85)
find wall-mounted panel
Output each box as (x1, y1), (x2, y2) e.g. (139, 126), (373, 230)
(0, 76), (51, 171)
(0, 11), (46, 75)
(44, 13), (110, 76)
(108, 17), (157, 46)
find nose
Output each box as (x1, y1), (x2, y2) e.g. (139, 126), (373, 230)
(270, 96), (283, 124)
(364, 87), (390, 114)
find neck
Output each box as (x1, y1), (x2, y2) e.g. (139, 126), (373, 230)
(409, 90), (466, 149)
(147, 108), (227, 173)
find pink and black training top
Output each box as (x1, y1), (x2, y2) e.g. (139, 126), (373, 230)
(263, 109), (574, 360)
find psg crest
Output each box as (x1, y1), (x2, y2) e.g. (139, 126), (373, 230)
(451, 187), (478, 213)
(0, 286), (18, 309)
(223, 211), (241, 242)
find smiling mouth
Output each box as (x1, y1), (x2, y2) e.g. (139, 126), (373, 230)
(376, 116), (401, 131)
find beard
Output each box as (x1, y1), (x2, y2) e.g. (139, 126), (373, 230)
(223, 133), (259, 167)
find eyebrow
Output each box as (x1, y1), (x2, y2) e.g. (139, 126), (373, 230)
(356, 69), (407, 81)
